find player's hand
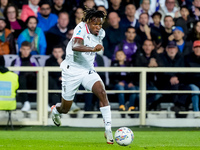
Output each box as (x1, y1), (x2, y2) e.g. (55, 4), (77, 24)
(93, 44), (104, 52)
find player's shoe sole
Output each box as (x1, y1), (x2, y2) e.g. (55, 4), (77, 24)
(104, 130), (114, 144)
(51, 105), (61, 127)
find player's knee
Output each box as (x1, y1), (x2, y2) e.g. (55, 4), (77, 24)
(98, 88), (106, 97)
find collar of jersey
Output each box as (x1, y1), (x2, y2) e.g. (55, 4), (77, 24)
(85, 23), (90, 34)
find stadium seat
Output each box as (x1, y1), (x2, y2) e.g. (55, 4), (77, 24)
(3, 54), (18, 67)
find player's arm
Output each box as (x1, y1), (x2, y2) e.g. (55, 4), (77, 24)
(72, 38), (104, 52)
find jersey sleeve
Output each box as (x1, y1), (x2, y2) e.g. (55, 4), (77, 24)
(72, 23), (86, 40)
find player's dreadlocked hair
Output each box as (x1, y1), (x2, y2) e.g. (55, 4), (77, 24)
(82, 8), (106, 23)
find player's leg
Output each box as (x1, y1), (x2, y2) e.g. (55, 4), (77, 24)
(51, 67), (82, 126)
(92, 81), (114, 144)
(82, 72), (113, 144)
(51, 98), (73, 126)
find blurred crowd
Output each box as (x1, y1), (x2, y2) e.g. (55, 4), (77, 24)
(1, 0), (200, 118)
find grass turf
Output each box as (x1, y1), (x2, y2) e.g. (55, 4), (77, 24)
(0, 127), (200, 150)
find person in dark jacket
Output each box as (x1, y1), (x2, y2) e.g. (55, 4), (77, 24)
(109, 50), (137, 118)
(45, 44), (64, 106)
(184, 40), (200, 118)
(11, 41), (39, 112)
(119, 3), (139, 29)
(45, 11), (70, 54)
(174, 5), (195, 38)
(157, 41), (191, 117)
(103, 12), (126, 59)
(187, 21), (200, 42)
(136, 12), (162, 50)
(132, 39), (162, 110)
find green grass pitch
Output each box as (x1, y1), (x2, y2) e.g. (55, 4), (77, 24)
(0, 126), (200, 150)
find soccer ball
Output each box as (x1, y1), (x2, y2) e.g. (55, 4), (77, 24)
(114, 127), (134, 146)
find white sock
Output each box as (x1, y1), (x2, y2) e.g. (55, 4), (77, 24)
(53, 104), (60, 115)
(100, 105), (112, 131)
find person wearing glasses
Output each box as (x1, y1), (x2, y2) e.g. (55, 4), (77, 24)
(37, 1), (58, 33)
(4, 4), (25, 39)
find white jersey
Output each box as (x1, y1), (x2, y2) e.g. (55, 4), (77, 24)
(63, 22), (105, 70)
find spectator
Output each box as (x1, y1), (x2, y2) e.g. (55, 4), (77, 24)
(187, 21), (200, 42)
(184, 40), (200, 118)
(83, 0), (96, 9)
(46, 11), (69, 54)
(170, 26), (193, 56)
(11, 41), (40, 112)
(20, 0), (40, 22)
(17, 16), (47, 55)
(107, 0), (125, 17)
(45, 44), (64, 107)
(136, 12), (162, 50)
(94, 0), (108, 9)
(158, 0), (180, 25)
(110, 50), (137, 118)
(150, 11), (165, 53)
(69, 7), (83, 29)
(175, 5), (195, 37)
(120, 3), (139, 29)
(0, 55), (19, 111)
(11, 0), (27, 9)
(0, 16), (16, 55)
(62, 28), (74, 50)
(97, 5), (109, 30)
(190, 0), (200, 21)
(51, 0), (66, 16)
(150, 12), (165, 34)
(4, 4), (25, 39)
(62, 0), (77, 15)
(37, 1), (58, 32)
(132, 39), (162, 109)
(161, 15), (174, 48)
(113, 26), (138, 62)
(103, 12), (125, 59)
(157, 41), (191, 118)
(135, 0), (154, 23)
(0, 0), (10, 16)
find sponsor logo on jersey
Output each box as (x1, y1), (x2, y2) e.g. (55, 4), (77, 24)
(76, 30), (81, 35)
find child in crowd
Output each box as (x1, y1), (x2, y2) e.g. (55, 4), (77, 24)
(150, 11), (165, 34)
(110, 50), (137, 118)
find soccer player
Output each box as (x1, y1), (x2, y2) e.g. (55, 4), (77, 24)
(51, 8), (114, 144)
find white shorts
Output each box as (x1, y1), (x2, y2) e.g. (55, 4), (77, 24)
(61, 65), (102, 100)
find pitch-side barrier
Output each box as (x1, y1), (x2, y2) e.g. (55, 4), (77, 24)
(0, 67), (199, 126)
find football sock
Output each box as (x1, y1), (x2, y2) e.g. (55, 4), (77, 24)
(53, 103), (61, 115)
(100, 105), (112, 131)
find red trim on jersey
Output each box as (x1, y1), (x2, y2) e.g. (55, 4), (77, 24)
(85, 24), (89, 34)
(74, 37), (83, 40)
